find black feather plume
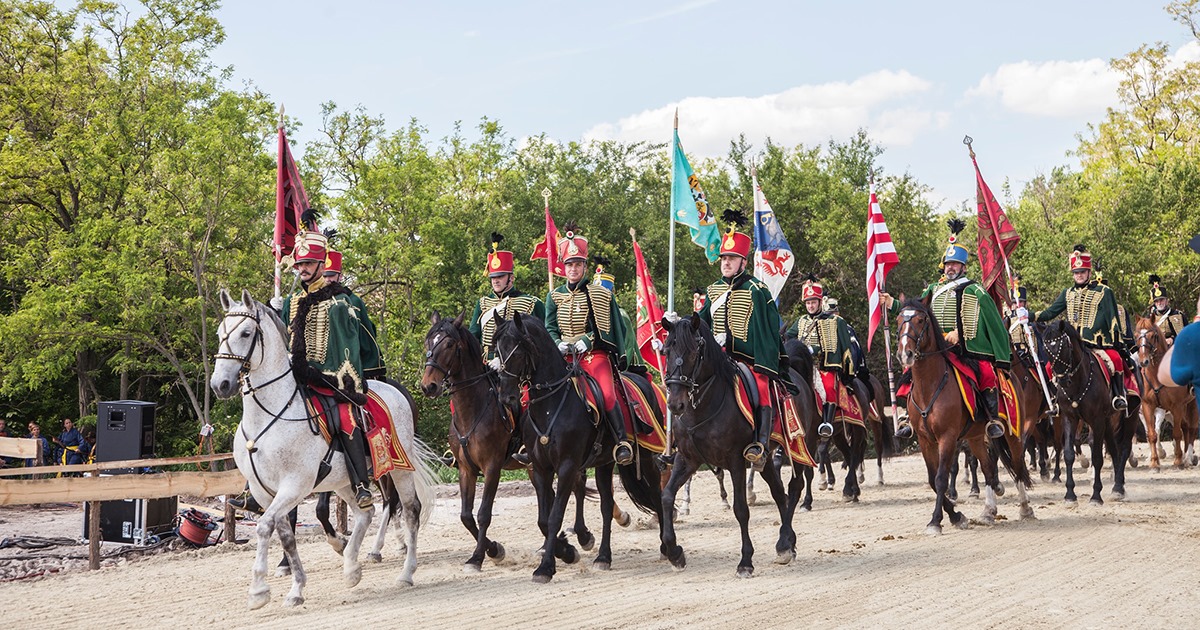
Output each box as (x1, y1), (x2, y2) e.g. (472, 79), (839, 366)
(300, 207), (319, 229)
(592, 254), (611, 267)
(803, 273), (818, 284)
(946, 218), (966, 235)
(721, 209), (747, 227)
(1149, 273), (1161, 285)
(1073, 244), (1087, 253)
(322, 227), (339, 241)
(489, 232), (504, 251)
(692, 287), (706, 295)
(561, 219), (579, 235)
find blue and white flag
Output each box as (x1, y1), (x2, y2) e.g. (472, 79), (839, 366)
(751, 169), (793, 301)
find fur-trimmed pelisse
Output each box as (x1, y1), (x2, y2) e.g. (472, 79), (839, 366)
(290, 283), (367, 405)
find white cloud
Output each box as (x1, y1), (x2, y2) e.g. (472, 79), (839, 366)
(583, 70), (946, 157)
(966, 41), (1200, 118)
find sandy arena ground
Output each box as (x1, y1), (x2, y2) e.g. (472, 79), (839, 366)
(3, 444), (1200, 629)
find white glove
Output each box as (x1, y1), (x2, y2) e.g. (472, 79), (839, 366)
(487, 357), (501, 371)
(880, 293), (894, 309)
(651, 338), (665, 352)
(714, 332), (727, 346)
(557, 342), (570, 355)
(573, 339), (588, 353)
(1015, 307), (1029, 323)
(664, 311), (681, 323)
(269, 296), (284, 310)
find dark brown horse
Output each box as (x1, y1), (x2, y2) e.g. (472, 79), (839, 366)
(1042, 320), (1138, 503)
(895, 298), (1033, 535)
(659, 315), (804, 577)
(420, 311), (528, 572)
(1134, 317), (1199, 470)
(492, 311), (665, 583)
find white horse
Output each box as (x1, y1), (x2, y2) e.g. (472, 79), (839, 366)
(210, 289), (436, 610)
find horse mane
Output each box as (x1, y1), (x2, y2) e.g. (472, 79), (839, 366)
(255, 299), (288, 341)
(1134, 316), (1162, 342)
(680, 316), (735, 382)
(900, 297), (951, 354)
(502, 312), (550, 367)
(782, 339), (815, 391)
(1046, 318), (1080, 345)
(442, 316), (484, 358)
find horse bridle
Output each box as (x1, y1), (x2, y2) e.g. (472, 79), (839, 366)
(1043, 328), (1095, 409)
(493, 332), (582, 447)
(896, 309), (950, 421)
(1135, 328), (1159, 368)
(423, 328), (492, 396)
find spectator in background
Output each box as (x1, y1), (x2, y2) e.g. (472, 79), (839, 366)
(53, 418), (86, 475)
(82, 428), (96, 464)
(25, 422), (51, 478)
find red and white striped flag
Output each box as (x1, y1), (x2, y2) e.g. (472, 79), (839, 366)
(865, 183), (899, 351)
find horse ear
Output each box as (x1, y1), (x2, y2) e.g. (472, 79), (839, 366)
(921, 293), (930, 308)
(453, 309), (466, 328)
(689, 315), (702, 331)
(219, 288), (232, 311)
(240, 288), (253, 308)
(430, 310), (441, 325)
(661, 317), (674, 332)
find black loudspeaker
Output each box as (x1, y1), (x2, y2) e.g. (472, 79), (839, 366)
(82, 494), (178, 545)
(96, 400), (157, 469)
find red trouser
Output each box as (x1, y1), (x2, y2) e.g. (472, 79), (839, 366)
(819, 371), (838, 403)
(977, 360), (998, 390)
(569, 350), (633, 433)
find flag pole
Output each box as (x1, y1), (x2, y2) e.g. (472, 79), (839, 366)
(543, 187), (554, 294)
(965, 136), (1057, 416)
(274, 103), (286, 301)
(871, 175), (901, 428)
(664, 110), (680, 456)
(632, 228), (672, 412)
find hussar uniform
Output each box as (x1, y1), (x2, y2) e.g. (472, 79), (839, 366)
(544, 226), (634, 465)
(1146, 275), (1186, 343)
(324, 250), (387, 380)
(469, 234), (545, 361)
(785, 279), (855, 437)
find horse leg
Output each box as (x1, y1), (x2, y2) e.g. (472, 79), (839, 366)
(569, 471), (595, 550)
(838, 432), (859, 503)
(1146, 403), (1162, 471)
(533, 462), (579, 583)
(680, 475), (692, 517)
(275, 506), (298, 577)
(1172, 412), (1186, 469)
(367, 483), (394, 563)
(873, 419), (886, 486)
(332, 484), (373, 588)
(729, 462), (755, 577)
(592, 462), (617, 570)
(313, 492), (346, 556)
(917, 433), (945, 535)
(800, 460), (815, 512)
(1063, 417), (1078, 504)
(713, 467), (731, 509)
(817, 441), (830, 491)
(746, 467), (757, 506)
(661, 456), (697, 569)
(247, 492), (282, 610)
(274, 496), (311, 608)
(968, 438), (999, 524)
(759, 457), (796, 564)
(1088, 421), (1105, 505)
(948, 447), (960, 502)
(456, 460), (483, 570)
(1110, 414), (1134, 501)
(388, 468), (426, 587)
(465, 461), (504, 572)
(968, 451), (981, 499)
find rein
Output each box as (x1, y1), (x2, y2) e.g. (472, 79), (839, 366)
(496, 335), (587, 448)
(1045, 329), (1096, 410)
(664, 334), (734, 434)
(898, 308), (953, 422)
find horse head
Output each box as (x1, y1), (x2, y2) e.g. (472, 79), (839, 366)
(1042, 320), (1082, 377)
(211, 288), (283, 400)
(492, 311), (549, 407)
(661, 315), (728, 416)
(1134, 317), (1163, 369)
(421, 309), (470, 398)
(895, 296), (945, 368)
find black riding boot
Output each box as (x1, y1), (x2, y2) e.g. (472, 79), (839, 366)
(1111, 374), (1128, 410)
(818, 402), (836, 438)
(228, 484), (264, 514)
(340, 428), (374, 509)
(608, 405), (634, 466)
(743, 406), (774, 463)
(509, 425), (531, 467)
(983, 388), (1005, 439)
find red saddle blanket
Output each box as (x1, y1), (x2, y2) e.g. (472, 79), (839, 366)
(574, 375), (669, 454)
(732, 380), (816, 468)
(945, 354), (1022, 438)
(306, 386), (414, 477)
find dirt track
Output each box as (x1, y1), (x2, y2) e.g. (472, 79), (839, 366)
(4, 446), (1200, 629)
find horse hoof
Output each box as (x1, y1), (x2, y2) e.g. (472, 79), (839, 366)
(747, 492), (757, 506)
(818, 481), (828, 491)
(578, 531), (596, 551)
(1150, 465), (1161, 473)
(841, 494), (855, 503)
(463, 562), (482, 574)
(247, 591), (270, 611)
(489, 542), (506, 562)
(954, 519), (970, 530)
(857, 472), (866, 484)
(1113, 491), (1126, 502)
(967, 490), (979, 499)
(274, 566), (291, 578)
(994, 484), (1005, 497)
(774, 550), (793, 565)
(532, 573), (553, 584)
(366, 552), (382, 564)
(679, 507), (690, 517)
(396, 576), (414, 587)
(283, 595), (304, 608)
(331, 537), (347, 555)
(799, 505), (811, 513)
(925, 525), (942, 536)
(669, 548), (687, 570)
(736, 566), (754, 578)
(1078, 457), (1090, 469)
(561, 545), (580, 565)
(593, 560), (611, 571)
(1158, 446), (1167, 458)
(1040, 472), (1050, 482)
(345, 566), (362, 588)
(1129, 456), (1139, 468)
(977, 513), (995, 525)
(617, 511), (632, 528)
(1020, 505), (1036, 520)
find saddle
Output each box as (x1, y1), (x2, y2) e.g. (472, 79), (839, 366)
(570, 372), (667, 454)
(943, 354), (1022, 438)
(305, 385), (414, 476)
(730, 362), (814, 467)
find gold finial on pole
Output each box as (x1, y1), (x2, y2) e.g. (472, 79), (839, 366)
(963, 134), (975, 159)
(541, 187), (551, 205)
(278, 104), (285, 129)
(630, 227), (637, 239)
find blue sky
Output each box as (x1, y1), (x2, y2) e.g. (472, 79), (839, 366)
(210, 1), (1193, 209)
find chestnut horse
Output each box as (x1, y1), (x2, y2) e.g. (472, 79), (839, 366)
(1042, 320), (1138, 503)
(895, 298), (1033, 535)
(1134, 317), (1199, 470)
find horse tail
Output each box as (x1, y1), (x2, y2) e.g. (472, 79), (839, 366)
(407, 436), (440, 527)
(617, 460), (660, 516)
(990, 435), (1033, 489)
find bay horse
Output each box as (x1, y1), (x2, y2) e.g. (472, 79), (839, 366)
(815, 372), (895, 493)
(491, 311), (665, 583)
(210, 289), (437, 609)
(419, 311), (524, 572)
(1134, 317), (1199, 470)
(659, 315), (804, 577)
(895, 297), (1033, 535)
(1041, 320), (1138, 503)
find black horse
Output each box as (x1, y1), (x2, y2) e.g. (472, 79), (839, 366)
(492, 311), (665, 583)
(1042, 320), (1138, 504)
(659, 315), (805, 577)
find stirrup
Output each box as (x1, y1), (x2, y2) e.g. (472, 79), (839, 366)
(895, 421), (913, 440)
(655, 451), (675, 469)
(613, 441), (634, 466)
(742, 442), (766, 463)
(986, 419), (1006, 439)
(1112, 395), (1128, 410)
(817, 422), (834, 438)
(440, 449), (457, 468)
(511, 445), (531, 467)
(354, 484), (374, 509)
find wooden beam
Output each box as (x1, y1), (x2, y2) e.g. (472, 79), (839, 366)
(88, 501), (100, 570)
(0, 469), (247, 505)
(0, 437), (41, 459)
(0, 453), (234, 478)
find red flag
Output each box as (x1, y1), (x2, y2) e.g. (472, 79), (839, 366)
(631, 232), (667, 372)
(529, 204), (564, 277)
(972, 155), (1020, 308)
(274, 126), (314, 263)
(865, 184), (899, 351)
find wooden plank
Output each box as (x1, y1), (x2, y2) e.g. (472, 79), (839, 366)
(88, 501), (100, 570)
(0, 469), (247, 505)
(0, 436), (41, 459)
(0, 452), (234, 477)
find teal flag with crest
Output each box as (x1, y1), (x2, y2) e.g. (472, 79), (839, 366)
(670, 130), (721, 263)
